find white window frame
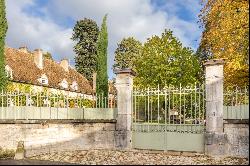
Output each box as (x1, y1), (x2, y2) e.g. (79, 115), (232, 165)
(5, 65), (13, 79)
(38, 74), (48, 85)
(70, 81), (78, 91)
(60, 79), (68, 89)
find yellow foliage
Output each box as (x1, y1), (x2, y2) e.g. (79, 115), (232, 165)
(199, 0), (249, 87)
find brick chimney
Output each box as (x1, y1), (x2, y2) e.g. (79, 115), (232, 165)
(60, 59), (69, 72)
(33, 49), (43, 69)
(93, 72), (97, 93)
(19, 46), (28, 53)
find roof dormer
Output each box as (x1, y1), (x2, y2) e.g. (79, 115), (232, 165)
(59, 78), (68, 89)
(70, 81), (78, 91)
(5, 65), (13, 79)
(38, 74), (48, 85)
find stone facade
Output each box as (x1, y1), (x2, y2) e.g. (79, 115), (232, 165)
(0, 121), (116, 157)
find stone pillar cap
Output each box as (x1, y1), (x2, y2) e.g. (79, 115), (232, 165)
(203, 58), (226, 66)
(114, 68), (136, 76)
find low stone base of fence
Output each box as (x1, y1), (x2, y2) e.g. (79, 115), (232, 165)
(0, 120), (117, 157)
(223, 120), (249, 158)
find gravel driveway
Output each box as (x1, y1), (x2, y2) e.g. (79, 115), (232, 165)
(28, 149), (248, 165)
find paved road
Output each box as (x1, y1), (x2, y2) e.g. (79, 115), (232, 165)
(0, 159), (75, 165)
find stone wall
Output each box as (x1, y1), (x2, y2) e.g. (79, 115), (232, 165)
(0, 120), (116, 157)
(223, 120), (249, 158)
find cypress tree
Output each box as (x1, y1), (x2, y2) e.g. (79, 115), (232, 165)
(0, 0), (8, 90)
(96, 14), (108, 103)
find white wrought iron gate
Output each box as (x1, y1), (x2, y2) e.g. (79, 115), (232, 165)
(132, 84), (206, 152)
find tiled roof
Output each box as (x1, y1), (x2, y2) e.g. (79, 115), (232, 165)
(4, 47), (93, 94)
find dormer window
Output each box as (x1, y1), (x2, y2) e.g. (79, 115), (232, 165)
(60, 79), (68, 89)
(38, 74), (48, 85)
(70, 81), (78, 91)
(5, 65), (13, 79)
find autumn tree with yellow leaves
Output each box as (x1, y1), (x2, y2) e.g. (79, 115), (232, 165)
(198, 0), (249, 87)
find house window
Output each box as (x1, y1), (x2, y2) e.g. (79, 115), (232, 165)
(5, 65), (13, 79)
(70, 81), (78, 91)
(60, 79), (68, 89)
(38, 74), (48, 85)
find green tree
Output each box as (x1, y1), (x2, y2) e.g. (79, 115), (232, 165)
(134, 30), (201, 89)
(72, 18), (99, 81)
(43, 51), (53, 60)
(96, 14), (108, 100)
(0, 0), (8, 90)
(113, 37), (142, 70)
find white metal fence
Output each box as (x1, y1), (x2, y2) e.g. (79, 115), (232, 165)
(0, 90), (117, 120)
(223, 86), (249, 119)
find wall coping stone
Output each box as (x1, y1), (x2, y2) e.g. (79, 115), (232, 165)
(113, 68), (136, 76)
(203, 59), (226, 66)
(223, 119), (249, 124)
(0, 119), (116, 124)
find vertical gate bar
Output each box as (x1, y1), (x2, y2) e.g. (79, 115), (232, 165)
(235, 86), (238, 119)
(57, 94), (58, 119)
(53, 92), (55, 108)
(158, 84), (160, 127)
(40, 92), (41, 119)
(150, 94), (152, 123)
(145, 92), (146, 122)
(191, 87), (193, 124)
(168, 87), (170, 125)
(95, 95), (97, 108)
(48, 91), (51, 119)
(17, 88), (19, 107)
(179, 83), (181, 124)
(99, 94), (101, 108)
(1, 90), (3, 119)
(36, 92), (38, 107)
(236, 86), (238, 106)
(81, 94), (83, 109)
(231, 87), (233, 119)
(5, 91), (8, 117)
(66, 95), (68, 119)
(28, 89), (31, 120)
(102, 93), (103, 108)
(147, 87), (149, 132)
(135, 92), (137, 123)
(110, 95), (113, 108)
(172, 86), (174, 124)
(202, 84), (205, 123)
(165, 89), (167, 125)
(138, 95), (140, 122)
(105, 97), (106, 108)
(239, 88), (242, 120)
(82, 95), (84, 120)
(184, 86), (185, 124)
(6, 92), (8, 119)
(17, 90), (19, 119)
(194, 82), (197, 125)
(198, 83), (201, 126)
(244, 86), (247, 118)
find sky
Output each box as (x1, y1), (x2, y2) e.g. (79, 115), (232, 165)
(5, 0), (203, 79)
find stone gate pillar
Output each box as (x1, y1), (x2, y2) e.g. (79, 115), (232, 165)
(114, 68), (136, 149)
(204, 59), (226, 156)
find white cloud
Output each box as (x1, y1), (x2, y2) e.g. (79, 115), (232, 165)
(5, 0), (74, 63)
(5, 0), (202, 78)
